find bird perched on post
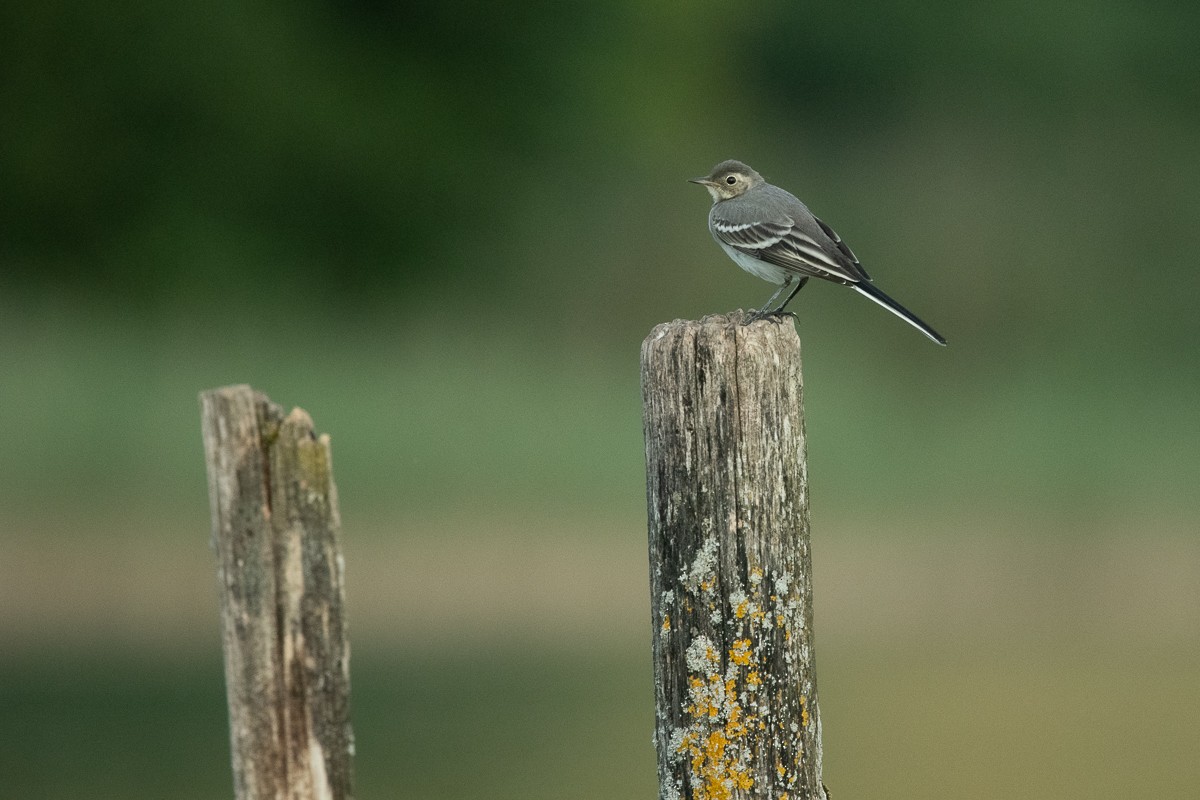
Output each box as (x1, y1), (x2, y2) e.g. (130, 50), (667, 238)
(690, 160), (946, 345)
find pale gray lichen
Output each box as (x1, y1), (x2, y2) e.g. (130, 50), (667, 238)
(685, 634), (716, 674)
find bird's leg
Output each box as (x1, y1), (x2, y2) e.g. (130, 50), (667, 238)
(744, 279), (793, 324)
(769, 276), (809, 317)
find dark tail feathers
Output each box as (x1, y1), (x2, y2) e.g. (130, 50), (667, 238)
(852, 281), (947, 345)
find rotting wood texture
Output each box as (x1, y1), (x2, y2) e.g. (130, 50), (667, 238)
(200, 385), (354, 800)
(641, 312), (825, 800)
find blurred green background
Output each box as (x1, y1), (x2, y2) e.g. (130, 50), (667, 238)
(2, 1), (1198, 797)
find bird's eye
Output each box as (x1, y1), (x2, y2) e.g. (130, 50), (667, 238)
(725, 175), (737, 185)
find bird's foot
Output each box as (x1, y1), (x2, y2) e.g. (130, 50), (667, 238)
(742, 308), (795, 325)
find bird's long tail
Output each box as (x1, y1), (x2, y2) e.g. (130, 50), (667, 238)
(853, 281), (947, 345)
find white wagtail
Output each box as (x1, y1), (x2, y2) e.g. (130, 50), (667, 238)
(691, 160), (946, 345)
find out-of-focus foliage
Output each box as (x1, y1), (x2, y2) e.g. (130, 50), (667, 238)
(7, 1), (1193, 311)
(0, 2), (716, 306)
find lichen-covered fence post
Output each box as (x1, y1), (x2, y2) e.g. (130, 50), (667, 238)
(641, 313), (826, 800)
(200, 384), (355, 800)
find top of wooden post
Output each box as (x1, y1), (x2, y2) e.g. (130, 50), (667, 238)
(643, 310), (801, 353)
(641, 312), (804, 406)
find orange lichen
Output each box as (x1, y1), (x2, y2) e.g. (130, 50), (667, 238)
(679, 642), (763, 800)
(681, 723), (758, 800)
(672, 563), (817, 800)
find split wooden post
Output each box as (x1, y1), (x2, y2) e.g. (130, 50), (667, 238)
(641, 312), (826, 800)
(200, 385), (354, 800)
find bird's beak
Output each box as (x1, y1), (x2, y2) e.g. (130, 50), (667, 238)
(689, 177), (714, 186)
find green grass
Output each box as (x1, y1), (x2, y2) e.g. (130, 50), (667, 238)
(3, 642), (1195, 799)
(821, 642), (1200, 799)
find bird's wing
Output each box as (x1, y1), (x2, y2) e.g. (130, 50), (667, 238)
(813, 214), (871, 282)
(711, 211), (865, 285)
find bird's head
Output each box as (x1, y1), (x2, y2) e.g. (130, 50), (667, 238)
(689, 160), (764, 203)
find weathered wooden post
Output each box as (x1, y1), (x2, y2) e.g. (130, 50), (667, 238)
(200, 385), (354, 800)
(641, 312), (825, 800)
